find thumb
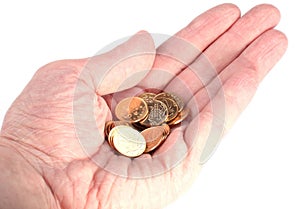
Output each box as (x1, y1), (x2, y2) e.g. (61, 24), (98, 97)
(82, 31), (156, 95)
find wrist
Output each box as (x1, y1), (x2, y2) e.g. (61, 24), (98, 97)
(0, 137), (60, 209)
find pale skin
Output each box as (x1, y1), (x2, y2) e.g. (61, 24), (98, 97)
(0, 4), (287, 209)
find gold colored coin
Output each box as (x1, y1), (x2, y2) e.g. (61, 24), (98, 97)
(109, 125), (146, 157)
(104, 121), (130, 138)
(108, 92), (188, 157)
(104, 121), (114, 138)
(140, 100), (168, 127)
(138, 92), (156, 104)
(155, 92), (185, 112)
(115, 97), (148, 122)
(155, 97), (179, 122)
(161, 123), (171, 137)
(167, 108), (190, 126)
(108, 133), (115, 149)
(141, 126), (166, 153)
(107, 127), (116, 149)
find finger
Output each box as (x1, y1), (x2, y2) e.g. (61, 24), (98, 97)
(189, 29), (288, 118)
(80, 31), (156, 95)
(138, 3), (241, 89)
(205, 4), (281, 73)
(188, 30), (287, 163)
(164, 4), (281, 103)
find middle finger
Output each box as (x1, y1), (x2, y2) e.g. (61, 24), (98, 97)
(164, 4), (280, 102)
(138, 4), (241, 90)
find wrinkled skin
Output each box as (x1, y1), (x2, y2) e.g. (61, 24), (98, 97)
(0, 4), (287, 209)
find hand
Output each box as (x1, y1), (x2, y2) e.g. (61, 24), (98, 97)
(0, 4), (287, 209)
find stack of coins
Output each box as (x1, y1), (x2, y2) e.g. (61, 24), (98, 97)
(104, 92), (189, 157)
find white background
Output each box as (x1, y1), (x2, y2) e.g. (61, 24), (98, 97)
(0, 1), (299, 209)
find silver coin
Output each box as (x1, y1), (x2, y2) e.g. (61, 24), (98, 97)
(110, 125), (146, 157)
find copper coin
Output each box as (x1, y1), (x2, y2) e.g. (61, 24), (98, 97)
(167, 108), (190, 126)
(115, 97), (148, 122)
(155, 92), (185, 112)
(109, 125), (146, 157)
(140, 100), (168, 127)
(161, 123), (171, 137)
(155, 97), (178, 122)
(141, 126), (166, 153)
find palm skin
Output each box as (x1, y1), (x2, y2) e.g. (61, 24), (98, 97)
(0, 4), (287, 209)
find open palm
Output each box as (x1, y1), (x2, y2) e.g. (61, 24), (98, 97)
(0, 4), (287, 209)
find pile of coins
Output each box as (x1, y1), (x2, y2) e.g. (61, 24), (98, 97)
(104, 92), (189, 157)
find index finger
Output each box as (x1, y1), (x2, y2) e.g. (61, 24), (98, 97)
(138, 3), (241, 90)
